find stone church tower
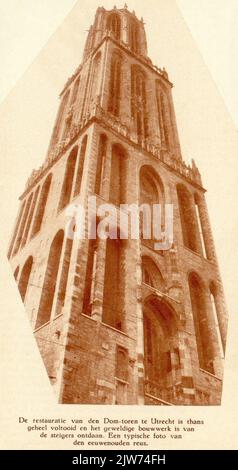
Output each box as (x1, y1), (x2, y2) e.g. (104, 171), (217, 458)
(8, 5), (228, 405)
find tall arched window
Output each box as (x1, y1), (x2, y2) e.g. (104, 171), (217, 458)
(31, 174), (52, 238)
(189, 272), (214, 374)
(8, 200), (26, 259)
(54, 237), (73, 317)
(51, 90), (70, 145)
(87, 52), (101, 113)
(109, 144), (126, 206)
(107, 13), (121, 40)
(18, 256), (33, 302)
(140, 166), (163, 205)
(13, 193), (33, 255)
(95, 134), (107, 195)
(129, 20), (140, 53)
(58, 147), (78, 211)
(139, 166), (164, 246)
(177, 184), (200, 254)
(157, 93), (170, 149)
(102, 238), (124, 330)
(131, 65), (148, 143)
(36, 231), (64, 329)
(142, 267), (153, 287)
(73, 136), (88, 197)
(194, 193), (213, 260)
(156, 87), (172, 150)
(143, 297), (178, 402)
(161, 93), (170, 149)
(108, 52), (121, 116)
(194, 193), (207, 257)
(142, 256), (164, 291)
(21, 186), (40, 248)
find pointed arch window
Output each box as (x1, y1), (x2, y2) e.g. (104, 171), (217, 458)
(194, 193), (213, 260)
(21, 186), (40, 247)
(143, 297), (178, 400)
(18, 256), (33, 302)
(189, 272), (214, 374)
(107, 13), (121, 40)
(156, 83), (173, 150)
(73, 136), (88, 197)
(108, 52), (121, 116)
(58, 147), (78, 211)
(177, 184), (200, 254)
(88, 52), (101, 111)
(131, 65), (148, 143)
(142, 267), (153, 287)
(142, 256), (164, 291)
(13, 193), (33, 255)
(129, 20), (140, 53)
(31, 174), (52, 237)
(55, 237), (73, 317)
(8, 200), (26, 259)
(36, 231), (64, 329)
(139, 166), (165, 247)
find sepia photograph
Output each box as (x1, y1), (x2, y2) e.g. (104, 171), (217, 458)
(0, 0), (238, 452)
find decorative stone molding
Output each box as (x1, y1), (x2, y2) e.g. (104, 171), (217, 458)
(24, 100), (202, 194)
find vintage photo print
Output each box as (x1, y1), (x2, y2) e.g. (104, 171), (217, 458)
(0, 0), (237, 450)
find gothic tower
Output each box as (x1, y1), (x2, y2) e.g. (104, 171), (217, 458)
(8, 5), (228, 405)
